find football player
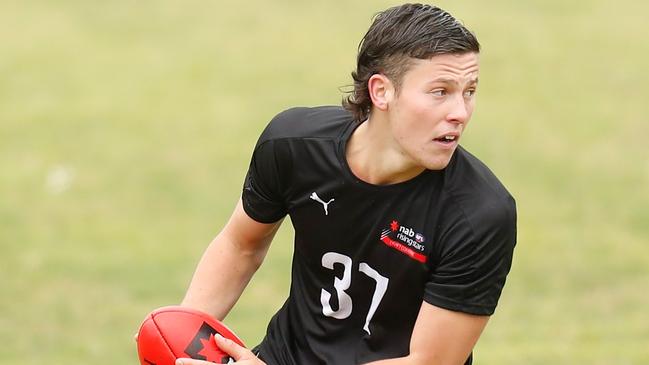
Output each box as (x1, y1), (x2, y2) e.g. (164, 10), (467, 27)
(176, 3), (516, 364)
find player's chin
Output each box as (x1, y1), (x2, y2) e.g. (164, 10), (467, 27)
(420, 150), (456, 171)
(426, 160), (451, 171)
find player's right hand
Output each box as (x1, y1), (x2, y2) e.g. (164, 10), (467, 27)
(176, 334), (266, 365)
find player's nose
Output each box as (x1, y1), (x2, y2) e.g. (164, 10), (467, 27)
(446, 95), (470, 124)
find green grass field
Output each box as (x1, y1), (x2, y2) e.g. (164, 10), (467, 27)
(1, 1), (648, 364)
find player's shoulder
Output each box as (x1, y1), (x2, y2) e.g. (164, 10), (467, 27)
(442, 147), (516, 226)
(258, 105), (353, 144)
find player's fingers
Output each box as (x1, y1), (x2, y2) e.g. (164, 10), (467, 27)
(214, 334), (259, 362)
(134, 332), (138, 342)
(176, 357), (261, 365)
(175, 358), (213, 365)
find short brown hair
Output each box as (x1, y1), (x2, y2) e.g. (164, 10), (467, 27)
(343, 4), (480, 122)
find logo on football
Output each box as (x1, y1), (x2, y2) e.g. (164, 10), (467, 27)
(185, 322), (232, 364)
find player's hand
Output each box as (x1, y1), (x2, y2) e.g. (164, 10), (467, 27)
(176, 334), (266, 365)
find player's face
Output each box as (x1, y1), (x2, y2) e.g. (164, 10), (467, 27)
(387, 52), (479, 170)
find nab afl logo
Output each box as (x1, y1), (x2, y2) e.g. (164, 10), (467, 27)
(185, 322), (233, 364)
(379, 220), (428, 263)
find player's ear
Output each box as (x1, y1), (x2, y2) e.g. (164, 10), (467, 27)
(368, 73), (393, 111)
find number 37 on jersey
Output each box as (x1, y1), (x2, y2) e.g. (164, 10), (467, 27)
(320, 252), (389, 335)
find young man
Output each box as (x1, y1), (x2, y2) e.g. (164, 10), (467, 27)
(177, 3), (516, 365)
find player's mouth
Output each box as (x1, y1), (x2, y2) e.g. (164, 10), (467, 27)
(433, 133), (460, 148)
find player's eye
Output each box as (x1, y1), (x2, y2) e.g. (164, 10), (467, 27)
(431, 89), (447, 97)
(463, 88), (476, 98)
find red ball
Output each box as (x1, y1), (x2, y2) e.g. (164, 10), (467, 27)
(136, 306), (245, 365)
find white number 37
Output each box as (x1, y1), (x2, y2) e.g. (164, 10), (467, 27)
(320, 252), (389, 335)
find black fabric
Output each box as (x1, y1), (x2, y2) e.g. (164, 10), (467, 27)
(242, 106), (516, 365)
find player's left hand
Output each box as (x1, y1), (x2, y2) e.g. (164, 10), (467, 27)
(176, 334), (266, 365)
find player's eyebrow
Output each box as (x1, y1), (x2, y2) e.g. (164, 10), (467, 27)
(428, 77), (479, 85)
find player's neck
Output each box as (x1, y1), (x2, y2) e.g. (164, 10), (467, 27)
(346, 114), (425, 185)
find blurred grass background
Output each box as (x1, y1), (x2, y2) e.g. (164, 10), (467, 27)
(1, 0), (647, 364)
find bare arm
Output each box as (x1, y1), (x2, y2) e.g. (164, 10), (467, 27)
(181, 198), (283, 320)
(363, 302), (489, 365)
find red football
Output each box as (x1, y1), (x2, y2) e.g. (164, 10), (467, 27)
(137, 306), (245, 365)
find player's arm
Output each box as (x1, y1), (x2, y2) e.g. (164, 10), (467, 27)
(363, 302), (489, 365)
(181, 300), (488, 365)
(181, 198), (282, 320)
(367, 190), (516, 365)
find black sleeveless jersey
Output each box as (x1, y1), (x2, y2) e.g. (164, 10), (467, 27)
(241, 106), (517, 365)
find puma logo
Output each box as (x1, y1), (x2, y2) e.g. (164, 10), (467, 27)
(310, 192), (335, 216)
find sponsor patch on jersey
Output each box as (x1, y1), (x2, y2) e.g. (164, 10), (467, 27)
(379, 220), (427, 263)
